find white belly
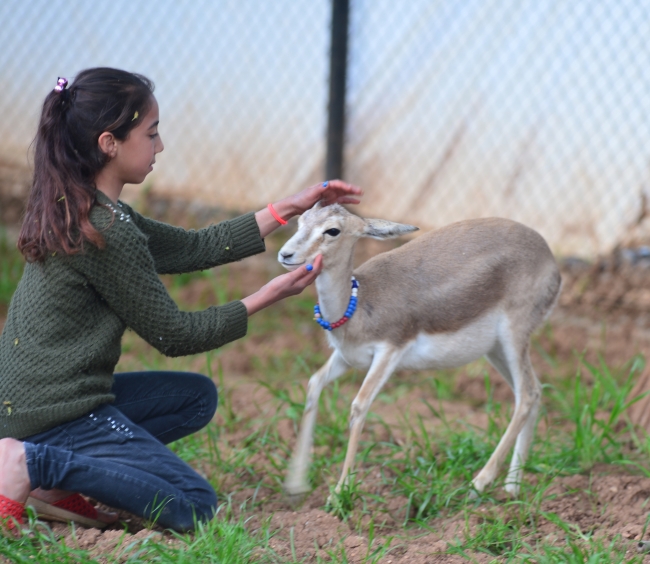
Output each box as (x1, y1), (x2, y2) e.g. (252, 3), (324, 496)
(332, 309), (502, 371)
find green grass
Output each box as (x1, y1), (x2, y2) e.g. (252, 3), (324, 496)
(530, 354), (646, 476)
(1, 504), (275, 563)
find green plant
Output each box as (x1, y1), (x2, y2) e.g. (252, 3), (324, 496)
(326, 472), (364, 521)
(0, 228), (24, 305)
(544, 355), (644, 472)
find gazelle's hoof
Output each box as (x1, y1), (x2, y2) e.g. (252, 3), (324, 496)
(503, 482), (520, 497)
(468, 479), (484, 499)
(324, 486), (343, 510)
(283, 483), (310, 507)
(324, 493), (340, 513)
(637, 540), (650, 553)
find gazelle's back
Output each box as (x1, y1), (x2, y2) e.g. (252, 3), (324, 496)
(351, 218), (561, 345)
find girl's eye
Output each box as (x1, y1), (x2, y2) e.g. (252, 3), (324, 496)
(324, 228), (341, 237)
(149, 133), (158, 139)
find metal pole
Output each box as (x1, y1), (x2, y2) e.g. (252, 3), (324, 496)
(325, 0), (349, 181)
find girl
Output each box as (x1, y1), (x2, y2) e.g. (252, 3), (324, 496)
(0, 67), (362, 532)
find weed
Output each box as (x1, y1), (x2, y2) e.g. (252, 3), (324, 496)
(326, 473), (364, 521)
(448, 508), (525, 557)
(520, 533), (644, 563)
(389, 407), (495, 523)
(542, 355), (644, 473)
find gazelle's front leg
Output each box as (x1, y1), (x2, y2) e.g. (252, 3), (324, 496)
(284, 351), (349, 499)
(333, 345), (403, 496)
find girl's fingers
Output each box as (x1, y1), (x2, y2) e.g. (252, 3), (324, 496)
(293, 180), (362, 213)
(300, 255), (322, 283)
(321, 180), (363, 197)
(311, 254), (323, 272)
(323, 179), (362, 192)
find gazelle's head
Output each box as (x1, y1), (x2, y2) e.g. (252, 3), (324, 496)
(278, 202), (418, 271)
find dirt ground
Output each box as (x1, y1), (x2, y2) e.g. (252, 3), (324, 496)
(5, 181), (650, 560)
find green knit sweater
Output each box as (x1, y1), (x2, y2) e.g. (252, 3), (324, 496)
(0, 191), (266, 439)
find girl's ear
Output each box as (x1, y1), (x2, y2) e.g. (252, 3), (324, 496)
(98, 132), (118, 158)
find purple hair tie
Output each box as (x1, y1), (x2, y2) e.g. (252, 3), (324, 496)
(54, 77), (68, 92)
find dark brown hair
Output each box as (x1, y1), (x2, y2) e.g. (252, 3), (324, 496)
(18, 67), (155, 262)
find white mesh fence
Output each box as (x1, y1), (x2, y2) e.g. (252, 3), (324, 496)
(1, 0), (649, 257)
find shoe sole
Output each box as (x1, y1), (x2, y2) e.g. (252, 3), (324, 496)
(25, 496), (108, 529)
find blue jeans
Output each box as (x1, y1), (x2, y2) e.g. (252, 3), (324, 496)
(22, 371), (218, 532)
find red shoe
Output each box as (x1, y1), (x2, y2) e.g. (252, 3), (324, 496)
(0, 494), (24, 530)
(26, 493), (108, 529)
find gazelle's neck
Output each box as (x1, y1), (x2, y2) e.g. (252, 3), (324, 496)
(315, 252), (355, 322)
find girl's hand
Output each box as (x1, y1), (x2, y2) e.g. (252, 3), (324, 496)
(255, 180), (363, 238)
(289, 179), (363, 215)
(241, 255), (323, 315)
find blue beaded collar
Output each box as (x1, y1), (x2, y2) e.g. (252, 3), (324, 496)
(313, 277), (359, 331)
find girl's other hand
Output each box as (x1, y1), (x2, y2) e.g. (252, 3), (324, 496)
(241, 255), (323, 315)
(290, 179), (363, 215)
(264, 254), (323, 299)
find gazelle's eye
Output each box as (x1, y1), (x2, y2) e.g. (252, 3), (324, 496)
(324, 228), (341, 237)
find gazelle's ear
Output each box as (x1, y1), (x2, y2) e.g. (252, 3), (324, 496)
(362, 218), (419, 240)
(301, 200), (323, 222)
(302, 200), (323, 216)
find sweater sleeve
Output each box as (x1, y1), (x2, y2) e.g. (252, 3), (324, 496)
(71, 213), (249, 357)
(120, 201), (266, 275)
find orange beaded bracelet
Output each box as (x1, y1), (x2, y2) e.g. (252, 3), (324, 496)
(267, 203), (288, 225)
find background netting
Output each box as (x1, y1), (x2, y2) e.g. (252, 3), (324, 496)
(1, 0), (649, 257)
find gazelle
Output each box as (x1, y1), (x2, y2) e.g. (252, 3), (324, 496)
(278, 203), (561, 501)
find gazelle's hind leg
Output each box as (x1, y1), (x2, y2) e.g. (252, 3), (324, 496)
(504, 350), (540, 495)
(471, 330), (540, 496)
(485, 341), (514, 391)
(485, 341), (540, 493)
(284, 351), (350, 499)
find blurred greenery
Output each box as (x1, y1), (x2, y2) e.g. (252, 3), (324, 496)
(0, 227), (24, 307)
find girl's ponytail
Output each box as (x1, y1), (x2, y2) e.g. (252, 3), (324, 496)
(18, 68), (154, 262)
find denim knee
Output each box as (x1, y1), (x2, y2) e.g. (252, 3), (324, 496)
(172, 480), (218, 532)
(192, 373), (218, 428)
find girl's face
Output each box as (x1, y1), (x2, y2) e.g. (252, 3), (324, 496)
(112, 96), (164, 185)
